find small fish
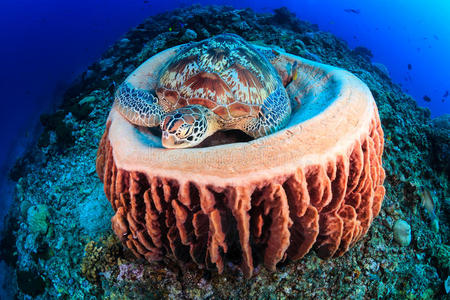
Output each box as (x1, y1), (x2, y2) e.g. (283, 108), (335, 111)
(169, 27), (172, 32)
(433, 34), (439, 40)
(344, 8), (360, 14)
(143, 0), (149, 3)
(408, 64), (412, 70)
(179, 22), (185, 29)
(423, 95), (431, 102)
(292, 61), (298, 81)
(420, 188), (436, 220)
(443, 90), (449, 98)
(293, 69), (298, 81)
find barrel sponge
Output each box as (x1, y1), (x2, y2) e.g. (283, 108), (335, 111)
(96, 54), (385, 278)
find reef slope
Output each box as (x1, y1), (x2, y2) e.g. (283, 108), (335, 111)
(1, 5), (448, 299)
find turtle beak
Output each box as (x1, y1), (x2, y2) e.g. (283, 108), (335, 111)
(161, 131), (174, 148)
(161, 131), (188, 148)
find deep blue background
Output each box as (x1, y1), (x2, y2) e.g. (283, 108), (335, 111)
(0, 0), (449, 222)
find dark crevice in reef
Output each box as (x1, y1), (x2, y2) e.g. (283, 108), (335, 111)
(16, 269), (46, 297)
(0, 215), (19, 267)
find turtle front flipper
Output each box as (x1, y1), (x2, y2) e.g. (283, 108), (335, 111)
(114, 83), (166, 127)
(241, 85), (291, 138)
(114, 46), (183, 127)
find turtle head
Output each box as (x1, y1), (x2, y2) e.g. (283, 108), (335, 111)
(161, 105), (220, 148)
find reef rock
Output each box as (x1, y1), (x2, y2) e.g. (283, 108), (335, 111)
(429, 114), (450, 178)
(26, 204), (50, 235)
(180, 29), (198, 42)
(393, 219), (412, 246)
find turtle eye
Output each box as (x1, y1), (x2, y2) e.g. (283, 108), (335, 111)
(176, 123), (193, 139)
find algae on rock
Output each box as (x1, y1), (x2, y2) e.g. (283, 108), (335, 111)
(27, 204), (50, 235)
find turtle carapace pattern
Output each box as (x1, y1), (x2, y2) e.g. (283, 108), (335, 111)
(115, 33), (293, 148)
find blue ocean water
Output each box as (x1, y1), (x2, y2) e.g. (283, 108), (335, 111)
(0, 0), (448, 296)
(1, 1), (448, 184)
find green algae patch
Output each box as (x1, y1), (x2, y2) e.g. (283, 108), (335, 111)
(27, 204), (50, 235)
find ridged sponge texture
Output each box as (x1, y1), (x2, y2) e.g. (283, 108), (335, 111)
(96, 52), (385, 278)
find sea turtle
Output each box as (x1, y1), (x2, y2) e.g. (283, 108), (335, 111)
(115, 33), (297, 148)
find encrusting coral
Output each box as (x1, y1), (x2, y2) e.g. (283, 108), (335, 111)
(81, 235), (121, 284)
(96, 34), (385, 277)
(26, 204), (50, 235)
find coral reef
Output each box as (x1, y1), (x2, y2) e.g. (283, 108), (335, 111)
(1, 5), (448, 299)
(80, 235), (121, 284)
(429, 113), (450, 179)
(77, 185), (114, 238)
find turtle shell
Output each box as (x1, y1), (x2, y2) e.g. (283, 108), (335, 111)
(156, 34), (283, 120)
